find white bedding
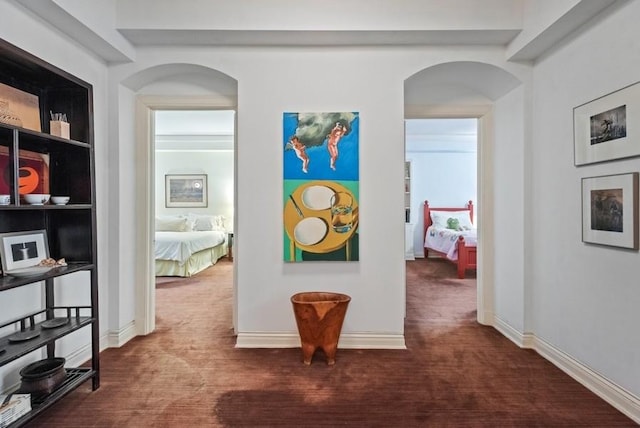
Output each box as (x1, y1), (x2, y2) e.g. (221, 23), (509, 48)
(424, 226), (477, 261)
(155, 231), (226, 265)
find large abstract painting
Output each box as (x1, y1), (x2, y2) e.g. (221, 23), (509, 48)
(283, 112), (359, 262)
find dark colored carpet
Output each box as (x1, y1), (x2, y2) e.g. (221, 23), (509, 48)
(26, 258), (635, 427)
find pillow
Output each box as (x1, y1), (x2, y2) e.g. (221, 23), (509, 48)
(430, 210), (473, 230)
(446, 217), (460, 230)
(156, 216), (189, 232)
(188, 213), (225, 231)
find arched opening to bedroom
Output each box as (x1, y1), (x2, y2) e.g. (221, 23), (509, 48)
(404, 61), (522, 325)
(119, 63), (239, 337)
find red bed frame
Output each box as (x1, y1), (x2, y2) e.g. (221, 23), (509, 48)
(423, 200), (477, 279)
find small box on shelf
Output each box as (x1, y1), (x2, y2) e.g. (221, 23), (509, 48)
(50, 120), (69, 139)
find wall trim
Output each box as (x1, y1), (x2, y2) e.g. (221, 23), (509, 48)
(107, 321), (137, 348)
(493, 316), (640, 424)
(236, 332), (407, 349)
(63, 332), (111, 368)
(533, 334), (640, 424)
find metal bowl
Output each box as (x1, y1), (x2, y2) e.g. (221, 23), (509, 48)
(19, 357), (66, 395)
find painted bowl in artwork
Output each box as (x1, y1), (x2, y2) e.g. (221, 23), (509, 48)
(24, 194), (50, 205)
(51, 196), (70, 205)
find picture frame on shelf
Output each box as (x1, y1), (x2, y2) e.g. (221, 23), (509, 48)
(165, 174), (207, 208)
(0, 229), (50, 273)
(0, 147), (50, 195)
(581, 172), (638, 250)
(574, 81), (640, 166)
(0, 82), (41, 132)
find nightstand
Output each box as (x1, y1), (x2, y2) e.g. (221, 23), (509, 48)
(227, 232), (234, 260)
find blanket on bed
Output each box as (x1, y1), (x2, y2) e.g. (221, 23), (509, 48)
(424, 226), (477, 261)
(155, 231), (226, 265)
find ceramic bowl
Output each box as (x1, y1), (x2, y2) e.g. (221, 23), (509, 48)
(0, 194), (10, 205)
(51, 196), (70, 205)
(24, 193), (50, 205)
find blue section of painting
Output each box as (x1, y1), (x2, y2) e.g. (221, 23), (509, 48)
(283, 112), (359, 181)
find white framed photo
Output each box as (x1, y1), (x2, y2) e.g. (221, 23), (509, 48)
(0, 229), (50, 273)
(574, 81), (640, 166)
(581, 173), (638, 250)
(165, 174), (208, 208)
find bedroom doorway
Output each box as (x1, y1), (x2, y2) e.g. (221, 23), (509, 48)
(405, 117), (479, 317)
(153, 109), (235, 278)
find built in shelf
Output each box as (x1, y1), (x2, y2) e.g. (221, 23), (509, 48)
(0, 307), (93, 366)
(0, 37), (99, 427)
(0, 263), (95, 292)
(0, 205), (93, 210)
(9, 368), (96, 428)
(0, 123), (91, 148)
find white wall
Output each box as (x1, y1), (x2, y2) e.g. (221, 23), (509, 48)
(155, 150), (234, 230)
(107, 46), (528, 348)
(493, 86), (526, 333)
(0, 1), (110, 388)
(530, 0), (640, 397)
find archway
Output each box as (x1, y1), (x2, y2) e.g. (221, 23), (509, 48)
(404, 61), (522, 325)
(120, 63), (239, 335)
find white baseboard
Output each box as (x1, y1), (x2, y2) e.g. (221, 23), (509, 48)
(235, 332), (406, 349)
(63, 342), (93, 368)
(493, 316), (640, 424)
(107, 321), (137, 348)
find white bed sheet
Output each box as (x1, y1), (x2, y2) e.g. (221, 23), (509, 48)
(155, 231), (226, 265)
(424, 226), (477, 261)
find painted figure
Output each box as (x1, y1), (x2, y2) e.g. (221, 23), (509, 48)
(288, 136), (309, 173)
(327, 122), (347, 170)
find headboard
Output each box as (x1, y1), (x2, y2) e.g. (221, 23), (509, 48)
(423, 200), (474, 239)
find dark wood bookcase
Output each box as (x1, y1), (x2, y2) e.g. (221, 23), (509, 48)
(0, 38), (99, 426)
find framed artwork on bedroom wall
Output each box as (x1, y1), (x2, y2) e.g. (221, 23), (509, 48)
(581, 172), (638, 250)
(574, 81), (640, 166)
(165, 174), (208, 208)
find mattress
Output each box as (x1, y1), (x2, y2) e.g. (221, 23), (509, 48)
(155, 230), (226, 264)
(424, 226), (477, 261)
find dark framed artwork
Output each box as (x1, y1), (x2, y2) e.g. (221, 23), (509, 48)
(574, 81), (640, 165)
(0, 229), (50, 273)
(165, 174), (207, 208)
(581, 172), (638, 249)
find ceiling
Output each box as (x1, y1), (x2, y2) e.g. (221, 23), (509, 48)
(14, 0), (620, 63)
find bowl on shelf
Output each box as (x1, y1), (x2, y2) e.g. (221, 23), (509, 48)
(51, 196), (70, 205)
(23, 193), (50, 205)
(0, 194), (10, 205)
(19, 357), (67, 395)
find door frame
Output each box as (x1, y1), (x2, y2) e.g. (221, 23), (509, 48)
(405, 106), (495, 326)
(134, 95), (237, 335)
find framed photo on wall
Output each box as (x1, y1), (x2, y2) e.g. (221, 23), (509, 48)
(581, 172), (638, 250)
(0, 229), (50, 273)
(165, 174), (207, 208)
(574, 81), (640, 166)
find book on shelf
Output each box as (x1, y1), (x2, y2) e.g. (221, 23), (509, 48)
(0, 394), (31, 427)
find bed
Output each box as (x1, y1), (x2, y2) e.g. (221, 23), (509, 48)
(155, 214), (228, 277)
(423, 200), (477, 279)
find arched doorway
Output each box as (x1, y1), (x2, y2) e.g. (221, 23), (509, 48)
(404, 61), (522, 325)
(119, 63), (239, 335)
